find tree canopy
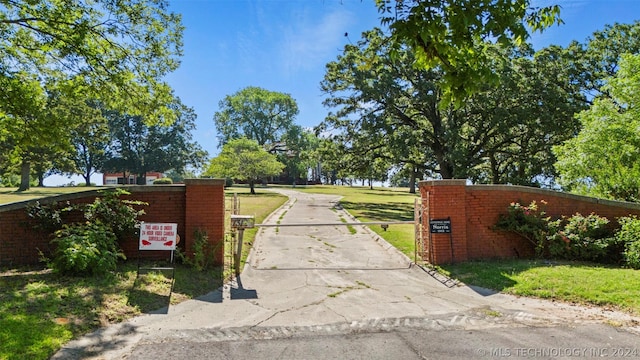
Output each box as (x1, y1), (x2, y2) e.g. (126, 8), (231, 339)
(205, 138), (284, 194)
(554, 54), (640, 202)
(102, 98), (208, 184)
(0, 0), (184, 190)
(213, 86), (299, 152)
(375, 0), (562, 104)
(0, 74), (74, 190)
(0, 0), (183, 122)
(319, 29), (582, 188)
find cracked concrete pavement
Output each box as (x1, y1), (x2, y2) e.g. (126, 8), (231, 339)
(53, 189), (640, 359)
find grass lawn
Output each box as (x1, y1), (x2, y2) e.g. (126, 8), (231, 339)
(440, 259), (640, 315)
(0, 187), (102, 205)
(0, 186), (285, 360)
(0, 262), (222, 360)
(293, 185), (420, 260)
(3, 184), (640, 359)
(224, 186), (288, 269)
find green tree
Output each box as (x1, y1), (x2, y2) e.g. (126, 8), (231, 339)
(464, 45), (585, 185)
(313, 138), (345, 185)
(205, 138), (285, 194)
(213, 86), (299, 152)
(68, 108), (110, 186)
(0, 74), (73, 191)
(570, 21), (640, 102)
(318, 114), (392, 189)
(321, 29), (458, 181)
(554, 54), (640, 202)
(275, 126), (319, 186)
(376, 0), (562, 104)
(0, 1), (184, 189)
(143, 100), (209, 180)
(321, 29), (582, 188)
(103, 97), (208, 183)
(42, 93), (110, 186)
(102, 112), (145, 182)
(0, 0), (183, 123)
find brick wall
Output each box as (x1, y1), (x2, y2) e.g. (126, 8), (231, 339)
(419, 180), (640, 264)
(0, 180), (225, 267)
(184, 179), (226, 264)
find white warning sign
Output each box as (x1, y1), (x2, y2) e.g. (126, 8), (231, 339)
(139, 222), (178, 250)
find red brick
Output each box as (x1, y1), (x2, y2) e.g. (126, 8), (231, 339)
(1, 181), (226, 266)
(418, 181), (640, 265)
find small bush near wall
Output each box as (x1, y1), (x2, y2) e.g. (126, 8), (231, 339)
(27, 201), (80, 235)
(176, 228), (220, 271)
(614, 216), (640, 269)
(49, 222), (124, 275)
(32, 189), (147, 275)
(493, 201), (550, 257)
(153, 177), (173, 184)
(547, 213), (615, 263)
(495, 202), (632, 266)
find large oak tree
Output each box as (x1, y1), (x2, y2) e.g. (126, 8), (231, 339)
(0, 0), (183, 190)
(376, 0), (562, 104)
(213, 86), (299, 153)
(103, 98), (208, 184)
(320, 29), (583, 187)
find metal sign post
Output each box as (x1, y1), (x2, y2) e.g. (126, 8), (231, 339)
(429, 217), (454, 262)
(230, 215), (255, 276)
(137, 222), (179, 286)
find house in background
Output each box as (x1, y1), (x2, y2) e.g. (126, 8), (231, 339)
(103, 172), (164, 185)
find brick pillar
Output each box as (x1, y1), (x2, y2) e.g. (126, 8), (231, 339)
(418, 180), (468, 264)
(184, 179), (226, 265)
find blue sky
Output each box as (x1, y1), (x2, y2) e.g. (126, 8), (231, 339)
(45, 0), (640, 185)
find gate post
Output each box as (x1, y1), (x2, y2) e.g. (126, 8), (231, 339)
(418, 180), (468, 264)
(184, 179), (226, 265)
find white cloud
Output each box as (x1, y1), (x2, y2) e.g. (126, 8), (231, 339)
(279, 8), (352, 76)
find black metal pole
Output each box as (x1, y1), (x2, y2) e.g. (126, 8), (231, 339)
(448, 217), (454, 263)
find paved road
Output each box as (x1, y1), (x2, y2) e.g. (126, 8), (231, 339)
(54, 189), (640, 359)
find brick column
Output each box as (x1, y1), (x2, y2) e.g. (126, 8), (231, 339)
(184, 179), (226, 265)
(418, 180), (468, 264)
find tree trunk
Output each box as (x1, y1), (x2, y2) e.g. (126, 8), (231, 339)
(249, 180), (256, 195)
(17, 159), (30, 192)
(437, 159), (454, 179)
(137, 172), (146, 185)
(37, 172), (44, 187)
(490, 153), (499, 184)
(409, 168), (417, 194)
(83, 173), (91, 186)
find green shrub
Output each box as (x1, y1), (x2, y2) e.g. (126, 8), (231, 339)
(153, 177), (173, 184)
(614, 216), (640, 269)
(176, 229), (220, 271)
(225, 177), (234, 188)
(493, 200), (550, 257)
(30, 188), (147, 276)
(26, 201), (78, 234)
(84, 189), (146, 241)
(75, 182), (97, 187)
(546, 213), (613, 262)
(49, 222), (124, 275)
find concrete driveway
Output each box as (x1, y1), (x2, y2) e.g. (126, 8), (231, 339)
(54, 189), (640, 359)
